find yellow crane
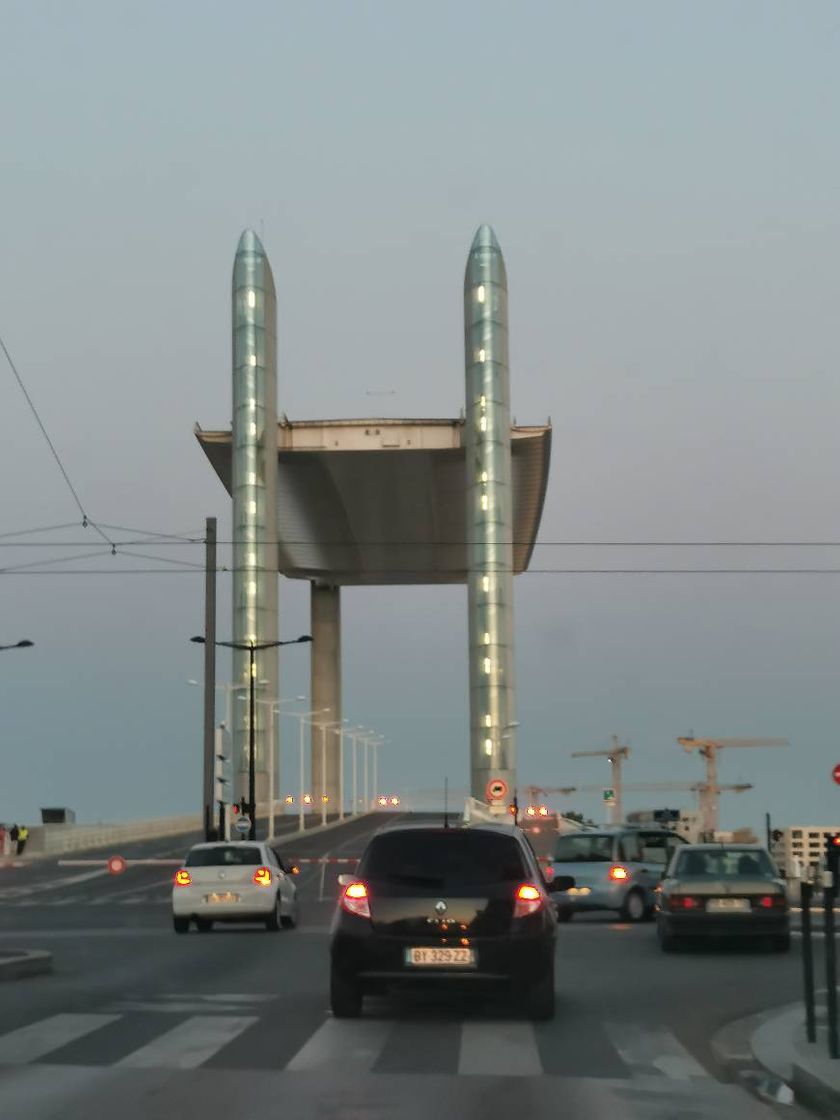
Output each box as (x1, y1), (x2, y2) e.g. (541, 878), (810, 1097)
(677, 736), (788, 836)
(571, 736), (630, 825)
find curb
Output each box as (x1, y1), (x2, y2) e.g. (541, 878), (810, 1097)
(0, 949), (53, 981)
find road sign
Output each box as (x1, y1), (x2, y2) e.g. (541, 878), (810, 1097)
(486, 777), (508, 802)
(107, 855), (127, 876)
(833, 765), (840, 786)
(234, 816), (251, 834)
(602, 788), (616, 805)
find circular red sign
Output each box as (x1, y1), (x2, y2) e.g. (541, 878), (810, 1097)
(107, 855), (127, 876)
(486, 777), (508, 801)
(833, 765), (840, 786)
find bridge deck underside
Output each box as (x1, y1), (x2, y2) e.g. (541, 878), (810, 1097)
(196, 420), (551, 585)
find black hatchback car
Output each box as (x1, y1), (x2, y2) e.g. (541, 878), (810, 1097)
(329, 822), (573, 1020)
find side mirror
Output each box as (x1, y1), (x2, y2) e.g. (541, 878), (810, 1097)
(548, 875), (575, 892)
(337, 873), (355, 887)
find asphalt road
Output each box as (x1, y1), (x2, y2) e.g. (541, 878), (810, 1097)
(0, 812), (815, 1119)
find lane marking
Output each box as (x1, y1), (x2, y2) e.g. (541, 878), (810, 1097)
(458, 1021), (541, 1077)
(0, 1014), (119, 1064)
(286, 1018), (390, 1072)
(116, 1014), (257, 1069)
(603, 1022), (708, 1080)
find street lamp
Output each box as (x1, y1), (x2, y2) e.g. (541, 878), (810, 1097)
(317, 719), (346, 826)
(279, 708), (331, 832)
(191, 634), (312, 839)
(239, 693), (305, 839)
(0, 640), (33, 651)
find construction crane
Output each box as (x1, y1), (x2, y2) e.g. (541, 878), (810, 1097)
(524, 785), (577, 803)
(571, 736), (630, 825)
(526, 780), (752, 825)
(677, 736), (788, 836)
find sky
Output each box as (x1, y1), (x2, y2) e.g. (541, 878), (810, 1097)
(1, 0), (839, 833)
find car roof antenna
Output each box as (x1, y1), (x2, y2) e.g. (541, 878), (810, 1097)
(444, 776), (449, 829)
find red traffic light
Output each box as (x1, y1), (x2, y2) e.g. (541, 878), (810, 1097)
(231, 804), (239, 815)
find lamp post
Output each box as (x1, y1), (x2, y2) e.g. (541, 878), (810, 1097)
(278, 708), (330, 831)
(239, 694), (305, 839)
(191, 634), (311, 839)
(318, 719), (345, 826)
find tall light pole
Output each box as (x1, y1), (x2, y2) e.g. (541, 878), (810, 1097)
(239, 694), (304, 839)
(319, 719), (345, 825)
(191, 634), (311, 839)
(279, 708), (330, 831)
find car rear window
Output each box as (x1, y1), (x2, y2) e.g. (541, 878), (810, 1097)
(186, 846), (263, 867)
(674, 848), (775, 879)
(360, 830), (527, 887)
(553, 834), (614, 862)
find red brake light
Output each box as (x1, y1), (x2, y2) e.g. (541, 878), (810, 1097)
(668, 894), (702, 911)
(341, 880), (371, 919)
(253, 866), (272, 887)
(513, 882), (543, 918)
(609, 865), (630, 882)
(174, 869), (191, 887)
(756, 894), (786, 910)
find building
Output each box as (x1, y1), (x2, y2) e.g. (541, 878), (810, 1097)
(770, 826), (840, 880)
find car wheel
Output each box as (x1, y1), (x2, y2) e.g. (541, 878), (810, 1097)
(195, 918), (213, 932)
(621, 890), (647, 923)
(173, 916), (189, 934)
(525, 964), (555, 1021)
(280, 897), (299, 929)
(772, 934), (791, 953)
(265, 898), (282, 932)
(330, 967), (363, 1018)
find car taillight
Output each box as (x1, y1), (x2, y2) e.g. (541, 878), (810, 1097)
(668, 894), (703, 911)
(253, 866), (272, 887)
(174, 869), (191, 886)
(341, 881), (371, 919)
(755, 894), (787, 909)
(609, 865), (630, 882)
(513, 883), (543, 919)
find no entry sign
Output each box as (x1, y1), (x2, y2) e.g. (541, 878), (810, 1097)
(833, 764), (840, 786)
(486, 777), (508, 802)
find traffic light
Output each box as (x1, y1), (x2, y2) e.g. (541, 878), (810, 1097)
(771, 829), (783, 843)
(827, 834), (840, 876)
(231, 803), (239, 816)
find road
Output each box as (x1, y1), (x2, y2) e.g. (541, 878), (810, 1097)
(0, 812), (813, 1118)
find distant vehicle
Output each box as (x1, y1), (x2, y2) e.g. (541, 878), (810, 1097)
(329, 821), (574, 1020)
(520, 808), (560, 859)
(655, 843), (790, 953)
(172, 841), (299, 933)
(550, 827), (686, 922)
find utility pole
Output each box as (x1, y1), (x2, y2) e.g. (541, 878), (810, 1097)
(202, 517), (217, 841)
(571, 736), (630, 825)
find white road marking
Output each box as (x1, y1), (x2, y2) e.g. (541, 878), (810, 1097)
(604, 1022), (708, 1080)
(117, 1014), (257, 1069)
(286, 1018), (391, 1072)
(458, 1021), (542, 1077)
(0, 1014), (119, 1064)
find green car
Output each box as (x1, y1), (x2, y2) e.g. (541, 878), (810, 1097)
(656, 844), (790, 953)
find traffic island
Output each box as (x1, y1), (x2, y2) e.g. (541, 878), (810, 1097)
(0, 949), (53, 981)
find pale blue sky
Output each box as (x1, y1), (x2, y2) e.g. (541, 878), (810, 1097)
(1, 1), (839, 831)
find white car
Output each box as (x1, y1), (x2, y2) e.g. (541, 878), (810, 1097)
(172, 841), (300, 933)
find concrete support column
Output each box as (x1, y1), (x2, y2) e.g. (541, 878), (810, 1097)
(310, 582), (341, 813)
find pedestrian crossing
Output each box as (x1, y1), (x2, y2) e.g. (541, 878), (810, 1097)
(0, 1004), (715, 1081)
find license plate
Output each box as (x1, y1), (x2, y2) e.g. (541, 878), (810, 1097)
(706, 897), (749, 913)
(404, 946), (476, 967)
(205, 892), (240, 904)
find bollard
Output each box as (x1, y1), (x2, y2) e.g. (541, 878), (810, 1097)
(824, 873), (839, 1058)
(801, 880), (816, 1044)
